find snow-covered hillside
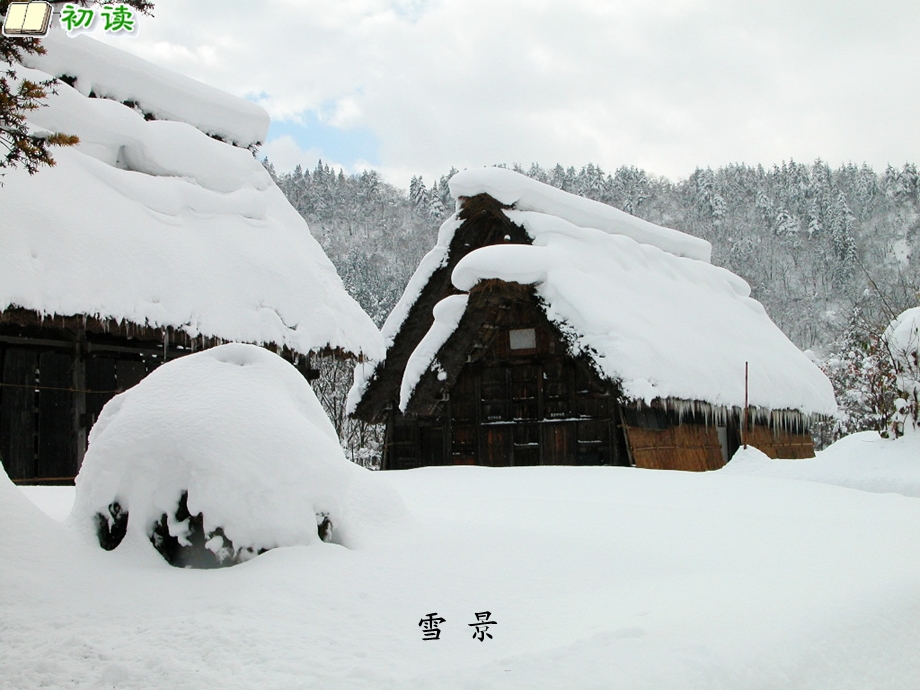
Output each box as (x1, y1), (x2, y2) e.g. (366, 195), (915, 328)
(6, 434), (920, 689)
(1, 28), (382, 360)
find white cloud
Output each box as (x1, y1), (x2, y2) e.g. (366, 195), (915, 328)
(97, 0), (920, 189)
(260, 136), (350, 176)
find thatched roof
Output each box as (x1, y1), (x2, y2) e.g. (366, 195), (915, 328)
(350, 167), (837, 422)
(2, 31), (382, 361)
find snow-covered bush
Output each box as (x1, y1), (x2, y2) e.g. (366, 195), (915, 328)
(70, 344), (406, 567)
(813, 313), (897, 445)
(884, 307), (920, 437)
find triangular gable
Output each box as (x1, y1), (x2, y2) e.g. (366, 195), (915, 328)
(351, 194), (531, 420)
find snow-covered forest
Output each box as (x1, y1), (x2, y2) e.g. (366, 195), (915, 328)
(268, 159), (920, 448)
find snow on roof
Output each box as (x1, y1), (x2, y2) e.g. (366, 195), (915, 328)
(362, 167), (715, 399)
(21, 28), (268, 147)
(449, 167), (712, 262)
(345, 214), (462, 415)
(353, 167), (832, 416)
(398, 294), (468, 411)
(1, 41), (382, 360)
(382, 194), (835, 416)
(448, 210), (836, 415)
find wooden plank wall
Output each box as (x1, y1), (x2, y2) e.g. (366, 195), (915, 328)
(36, 352), (74, 479)
(0, 348), (38, 480)
(0, 346), (167, 483)
(85, 356), (117, 431)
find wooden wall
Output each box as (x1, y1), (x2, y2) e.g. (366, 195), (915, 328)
(381, 285), (817, 471)
(0, 341), (164, 484)
(384, 297), (631, 470)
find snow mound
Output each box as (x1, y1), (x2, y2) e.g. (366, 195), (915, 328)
(70, 344), (407, 564)
(2, 39), (382, 360)
(22, 29), (268, 147)
(449, 167), (712, 262)
(0, 463), (73, 559)
(722, 431), (920, 497)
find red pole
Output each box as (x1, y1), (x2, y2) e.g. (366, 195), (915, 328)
(743, 361), (749, 449)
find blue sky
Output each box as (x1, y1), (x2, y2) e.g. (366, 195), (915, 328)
(266, 114), (381, 170)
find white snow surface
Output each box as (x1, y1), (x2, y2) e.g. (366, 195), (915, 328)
(22, 28), (268, 147)
(70, 344), (407, 554)
(724, 430), (920, 497)
(449, 167), (712, 262)
(8, 434), (920, 689)
(2, 38), (382, 360)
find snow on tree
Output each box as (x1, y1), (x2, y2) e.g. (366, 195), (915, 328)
(409, 175), (428, 213)
(813, 309), (897, 444)
(425, 183), (445, 220)
(0, 24), (77, 175)
(884, 307), (920, 437)
(71, 344), (407, 567)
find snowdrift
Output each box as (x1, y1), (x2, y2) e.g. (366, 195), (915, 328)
(723, 430), (920, 497)
(70, 344), (406, 565)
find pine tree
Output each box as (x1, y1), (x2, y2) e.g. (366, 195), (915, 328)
(550, 164), (567, 190)
(774, 209), (800, 236)
(409, 175), (428, 213)
(830, 191), (857, 263)
(427, 179), (446, 219)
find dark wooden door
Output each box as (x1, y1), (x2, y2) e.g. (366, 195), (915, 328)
(0, 347), (38, 480)
(541, 422), (575, 465)
(481, 425), (512, 466)
(37, 352), (74, 479)
(85, 355), (117, 430)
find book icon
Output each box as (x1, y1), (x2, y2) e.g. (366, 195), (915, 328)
(2, 1), (53, 37)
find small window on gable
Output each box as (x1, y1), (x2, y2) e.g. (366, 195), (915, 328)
(509, 328), (536, 352)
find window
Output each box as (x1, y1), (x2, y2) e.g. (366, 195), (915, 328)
(509, 328), (536, 351)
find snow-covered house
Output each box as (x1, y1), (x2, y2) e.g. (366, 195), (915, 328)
(349, 167), (836, 470)
(0, 31), (382, 484)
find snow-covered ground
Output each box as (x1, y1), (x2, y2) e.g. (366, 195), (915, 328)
(5, 434), (920, 689)
(724, 430), (920, 498)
